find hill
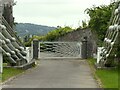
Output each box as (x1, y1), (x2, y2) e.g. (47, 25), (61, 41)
(15, 23), (56, 37)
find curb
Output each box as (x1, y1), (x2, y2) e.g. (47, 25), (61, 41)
(87, 60), (103, 88)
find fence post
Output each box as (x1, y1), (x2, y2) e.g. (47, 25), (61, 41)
(81, 37), (87, 59)
(32, 39), (39, 59)
(97, 47), (102, 64)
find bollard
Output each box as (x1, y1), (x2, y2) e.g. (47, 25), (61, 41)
(81, 37), (87, 59)
(32, 39), (39, 59)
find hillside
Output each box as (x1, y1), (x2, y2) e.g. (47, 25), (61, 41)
(15, 23), (56, 37)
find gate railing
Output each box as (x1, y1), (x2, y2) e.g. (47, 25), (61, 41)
(39, 42), (82, 59)
(32, 38), (88, 60)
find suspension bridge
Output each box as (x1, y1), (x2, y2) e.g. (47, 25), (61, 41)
(0, 0), (119, 89)
(0, 0), (34, 74)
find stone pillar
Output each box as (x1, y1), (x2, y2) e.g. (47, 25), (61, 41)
(81, 37), (87, 59)
(32, 39), (39, 59)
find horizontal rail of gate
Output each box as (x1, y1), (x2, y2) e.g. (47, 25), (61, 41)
(39, 42), (82, 59)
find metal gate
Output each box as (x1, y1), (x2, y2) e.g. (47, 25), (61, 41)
(39, 42), (82, 59)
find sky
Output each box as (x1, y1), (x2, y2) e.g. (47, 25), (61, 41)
(13, 0), (111, 28)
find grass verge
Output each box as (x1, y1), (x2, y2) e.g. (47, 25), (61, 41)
(88, 58), (118, 88)
(2, 68), (25, 82)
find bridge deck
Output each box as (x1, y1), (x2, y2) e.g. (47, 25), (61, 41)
(3, 60), (98, 88)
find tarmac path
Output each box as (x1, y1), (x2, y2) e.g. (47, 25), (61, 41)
(3, 60), (98, 88)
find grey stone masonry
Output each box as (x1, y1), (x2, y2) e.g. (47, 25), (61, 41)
(57, 28), (97, 58)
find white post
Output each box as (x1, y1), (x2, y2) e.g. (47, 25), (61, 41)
(26, 47), (30, 63)
(31, 41), (33, 59)
(97, 47), (102, 64)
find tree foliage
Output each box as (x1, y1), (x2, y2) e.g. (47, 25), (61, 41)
(85, 4), (114, 45)
(24, 26), (73, 46)
(82, 20), (88, 29)
(44, 26), (73, 41)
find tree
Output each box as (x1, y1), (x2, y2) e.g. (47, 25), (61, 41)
(85, 3), (115, 45)
(44, 26), (73, 41)
(82, 20), (88, 28)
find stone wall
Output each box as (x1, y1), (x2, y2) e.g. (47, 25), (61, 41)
(56, 28), (97, 58)
(3, 0), (14, 5)
(2, 0), (14, 28)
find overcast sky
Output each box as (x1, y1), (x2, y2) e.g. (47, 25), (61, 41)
(13, 0), (111, 28)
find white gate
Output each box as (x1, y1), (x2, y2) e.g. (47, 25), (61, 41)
(39, 42), (82, 59)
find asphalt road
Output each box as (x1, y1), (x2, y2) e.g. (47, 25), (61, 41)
(3, 60), (98, 88)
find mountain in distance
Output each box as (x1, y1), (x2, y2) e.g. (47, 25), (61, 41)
(15, 23), (56, 37)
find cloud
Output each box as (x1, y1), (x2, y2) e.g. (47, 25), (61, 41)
(13, 0), (110, 28)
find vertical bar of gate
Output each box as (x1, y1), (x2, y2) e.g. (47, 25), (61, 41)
(77, 42), (82, 58)
(97, 47), (102, 64)
(80, 42), (82, 58)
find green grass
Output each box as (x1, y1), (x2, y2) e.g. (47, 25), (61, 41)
(88, 58), (119, 88)
(0, 74), (2, 83)
(96, 68), (118, 88)
(2, 68), (25, 82)
(88, 58), (96, 66)
(3, 63), (8, 67)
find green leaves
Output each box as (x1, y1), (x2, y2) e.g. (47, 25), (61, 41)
(86, 4), (114, 45)
(44, 26), (73, 41)
(24, 26), (73, 46)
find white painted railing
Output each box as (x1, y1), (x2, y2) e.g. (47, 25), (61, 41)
(97, 1), (120, 66)
(0, 16), (33, 73)
(26, 47), (32, 63)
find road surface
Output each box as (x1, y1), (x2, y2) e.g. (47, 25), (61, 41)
(3, 60), (98, 88)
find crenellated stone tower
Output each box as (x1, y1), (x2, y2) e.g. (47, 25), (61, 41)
(2, 0), (14, 28)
